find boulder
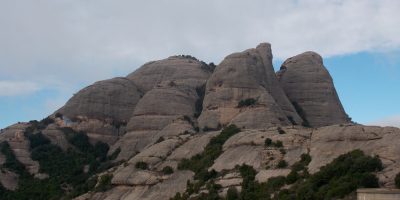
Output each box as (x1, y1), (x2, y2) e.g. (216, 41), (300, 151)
(277, 52), (350, 127)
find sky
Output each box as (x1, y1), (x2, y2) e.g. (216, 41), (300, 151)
(0, 0), (399, 129)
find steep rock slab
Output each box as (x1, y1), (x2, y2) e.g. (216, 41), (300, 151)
(198, 43), (302, 130)
(277, 52), (350, 127)
(57, 77), (143, 123)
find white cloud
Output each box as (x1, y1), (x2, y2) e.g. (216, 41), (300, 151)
(0, 81), (40, 96)
(0, 0), (399, 90)
(367, 115), (400, 128)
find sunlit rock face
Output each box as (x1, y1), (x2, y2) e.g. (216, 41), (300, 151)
(277, 51), (350, 127)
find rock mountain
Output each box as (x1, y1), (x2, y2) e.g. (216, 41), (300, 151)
(1, 43), (399, 200)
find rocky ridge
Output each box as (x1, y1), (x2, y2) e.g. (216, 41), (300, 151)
(0, 43), (398, 200)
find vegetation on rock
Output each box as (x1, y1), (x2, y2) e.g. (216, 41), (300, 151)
(162, 166), (174, 175)
(277, 160), (288, 169)
(95, 174), (113, 192)
(0, 122), (119, 199)
(194, 84), (206, 118)
(292, 101), (311, 127)
(173, 125), (241, 199)
(135, 161), (149, 170)
(238, 98), (257, 108)
(172, 148), (382, 200)
(395, 172), (400, 189)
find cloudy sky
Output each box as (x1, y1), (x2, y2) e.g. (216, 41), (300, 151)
(1, 0), (400, 129)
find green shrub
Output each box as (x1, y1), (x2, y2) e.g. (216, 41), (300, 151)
(162, 166), (174, 175)
(264, 138), (272, 147)
(277, 127), (286, 134)
(277, 160), (288, 168)
(275, 140), (283, 148)
(0, 141), (26, 174)
(25, 132), (51, 150)
(194, 85), (206, 118)
(135, 161), (148, 170)
(266, 176), (286, 190)
(175, 125), (240, 198)
(293, 150), (382, 199)
(94, 142), (109, 161)
(95, 174), (113, 192)
(286, 171), (299, 184)
(108, 148), (121, 160)
(178, 125), (240, 179)
(239, 164), (258, 200)
(226, 186), (239, 200)
(396, 173), (400, 189)
(55, 113), (63, 118)
(37, 117), (55, 129)
(238, 98), (257, 108)
(280, 148), (286, 155)
(67, 131), (92, 153)
(300, 153), (312, 164)
(0, 124), (117, 199)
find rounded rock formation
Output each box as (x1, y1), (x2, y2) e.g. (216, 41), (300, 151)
(57, 77), (143, 123)
(277, 51), (350, 127)
(127, 56), (214, 93)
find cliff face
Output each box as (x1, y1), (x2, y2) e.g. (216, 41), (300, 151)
(1, 43), (397, 200)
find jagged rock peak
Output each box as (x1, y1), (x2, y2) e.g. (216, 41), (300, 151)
(277, 51), (351, 127)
